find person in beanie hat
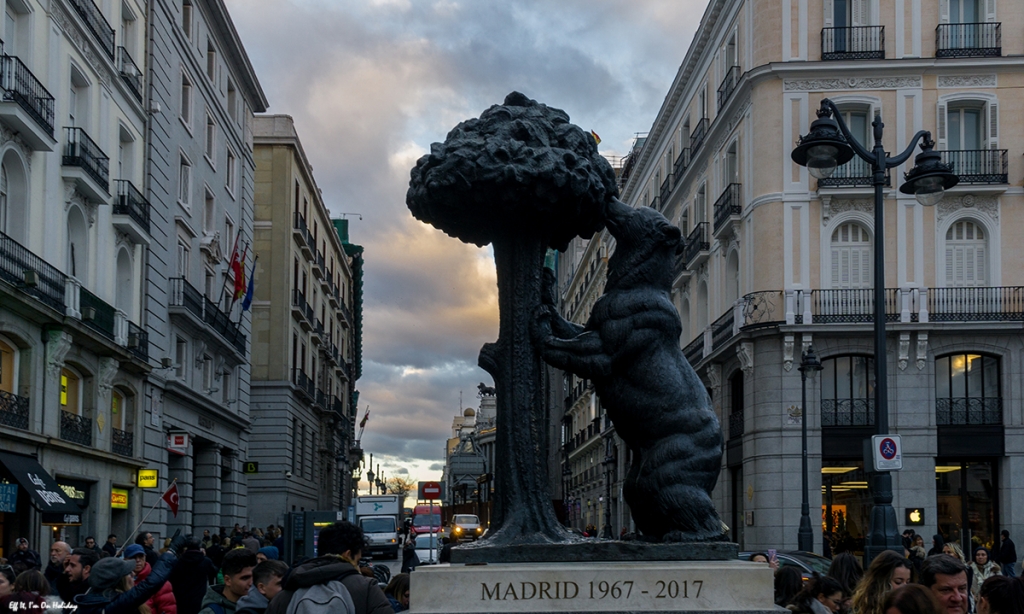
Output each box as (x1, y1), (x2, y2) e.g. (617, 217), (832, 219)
(10, 537), (42, 573)
(74, 530), (186, 614)
(255, 547), (278, 563)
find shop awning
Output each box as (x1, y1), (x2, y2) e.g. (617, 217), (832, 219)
(0, 451), (83, 523)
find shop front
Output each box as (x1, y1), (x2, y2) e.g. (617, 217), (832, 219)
(0, 451), (84, 553)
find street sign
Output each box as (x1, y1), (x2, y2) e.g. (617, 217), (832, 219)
(421, 481), (441, 499)
(138, 469), (158, 489)
(872, 434), (903, 471)
(243, 461), (259, 474)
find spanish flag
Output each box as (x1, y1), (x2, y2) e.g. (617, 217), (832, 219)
(590, 130), (601, 146)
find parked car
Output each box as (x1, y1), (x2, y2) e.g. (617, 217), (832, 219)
(738, 550), (833, 580)
(413, 532), (440, 565)
(450, 514), (484, 541)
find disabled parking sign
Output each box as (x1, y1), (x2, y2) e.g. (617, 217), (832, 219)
(872, 434), (903, 471)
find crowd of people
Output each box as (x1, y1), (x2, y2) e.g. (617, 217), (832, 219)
(764, 529), (1022, 614)
(0, 522), (404, 614)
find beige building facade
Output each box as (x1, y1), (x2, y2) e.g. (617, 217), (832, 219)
(564, 0), (1024, 555)
(249, 115), (360, 525)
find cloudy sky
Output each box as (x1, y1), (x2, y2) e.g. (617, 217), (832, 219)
(226, 0), (705, 485)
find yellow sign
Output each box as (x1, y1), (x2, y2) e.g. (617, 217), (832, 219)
(111, 488), (129, 509)
(138, 469), (158, 489)
(60, 374), (68, 406)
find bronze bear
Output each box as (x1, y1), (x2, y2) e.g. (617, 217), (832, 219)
(535, 198), (725, 541)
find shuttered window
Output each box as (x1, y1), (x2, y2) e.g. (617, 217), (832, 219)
(945, 220), (987, 287)
(831, 222), (872, 289)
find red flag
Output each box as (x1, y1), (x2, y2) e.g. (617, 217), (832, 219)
(233, 243), (248, 300)
(161, 482), (180, 517)
(359, 408), (370, 429)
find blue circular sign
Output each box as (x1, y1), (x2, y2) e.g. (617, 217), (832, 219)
(879, 437), (898, 460)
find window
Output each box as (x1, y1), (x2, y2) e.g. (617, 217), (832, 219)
(830, 0), (871, 29)
(67, 206), (89, 280)
(724, 141), (738, 186)
(227, 80), (238, 123)
(178, 154), (191, 207)
(948, 0), (980, 24)
(206, 38), (216, 81)
(226, 149), (237, 194)
(204, 267), (215, 299)
(180, 72), (193, 126)
(202, 354), (213, 390)
(947, 105), (984, 151)
(820, 356), (875, 426)
(694, 184), (706, 225)
(945, 220), (987, 287)
(181, 0), (192, 39)
(60, 367), (82, 414)
(111, 388), (125, 431)
(205, 115), (216, 163)
(175, 336), (187, 379)
(120, 3), (138, 56)
(935, 353), (1001, 425)
(0, 335), (17, 395)
(0, 163), (7, 235)
(224, 217), (235, 255)
(221, 368), (232, 404)
(830, 222), (871, 289)
(69, 66), (90, 127)
(204, 188), (215, 234)
(176, 239), (189, 277)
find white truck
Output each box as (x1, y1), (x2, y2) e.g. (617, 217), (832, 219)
(355, 495), (401, 559)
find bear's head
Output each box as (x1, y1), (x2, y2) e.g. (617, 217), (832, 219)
(603, 198), (683, 291)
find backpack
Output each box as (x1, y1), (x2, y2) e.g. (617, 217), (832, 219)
(286, 581), (355, 614)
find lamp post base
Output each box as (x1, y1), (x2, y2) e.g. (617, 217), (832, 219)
(863, 471), (903, 564)
(797, 512), (813, 553)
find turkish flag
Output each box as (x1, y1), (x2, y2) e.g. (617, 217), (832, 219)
(162, 482), (180, 517)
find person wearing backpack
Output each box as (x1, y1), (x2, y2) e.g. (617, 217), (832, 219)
(198, 549), (258, 614)
(265, 521), (393, 614)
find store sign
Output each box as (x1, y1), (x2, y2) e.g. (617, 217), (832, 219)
(243, 462), (259, 474)
(167, 433), (190, 456)
(111, 488), (129, 509)
(59, 483), (86, 502)
(905, 508), (925, 526)
(138, 469), (158, 489)
(0, 483), (17, 513)
(42, 512), (82, 525)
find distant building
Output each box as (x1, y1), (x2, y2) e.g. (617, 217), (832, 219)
(248, 115), (361, 526)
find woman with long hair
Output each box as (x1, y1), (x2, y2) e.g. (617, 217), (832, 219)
(882, 584), (943, 614)
(775, 566), (804, 607)
(829, 553), (863, 614)
(788, 575), (845, 614)
(852, 550), (914, 614)
(384, 573), (411, 612)
(976, 575), (1024, 614)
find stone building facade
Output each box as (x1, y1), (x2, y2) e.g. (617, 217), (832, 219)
(566, 0), (1024, 555)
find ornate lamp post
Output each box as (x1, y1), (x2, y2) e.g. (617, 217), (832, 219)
(365, 467), (375, 497)
(792, 98), (959, 562)
(602, 431), (615, 539)
(798, 346), (823, 552)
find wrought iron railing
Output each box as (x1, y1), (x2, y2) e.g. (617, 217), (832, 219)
(821, 398), (875, 427)
(316, 251), (326, 273)
(1, 54), (56, 136)
(928, 286), (1024, 321)
(936, 23), (1001, 58)
(684, 222), (710, 265)
(683, 335), (704, 366)
(689, 118), (710, 153)
(68, 0), (115, 59)
(315, 389), (327, 410)
(63, 127), (110, 191)
(938, 150), (1008, 184)
(292, 289), (315, 326)
(817, 155), (892, 188)
(112, 427), (133, 456)
(292, 368), (314, 399)
(0, 231), (66, 312)
(935, 397), (1001, 426)
(660, 175), (673, 205)
(127, 320), (148, 362)
(741, 290), (785, 329)
(114, 180), (151, 234)
(821, 26), (885, 60)
(717, 65), (740, 111)
(60, 410), (93, 446)
(713, 183), (742, 233)
(169, 277), (246, 353)
(728, 410), (744, 440)
(711, 309), (734, 351)
(117, 47), (143, 102)
(808, 288), (900, 323)
(169, 276), (205, 320)
(0, 389), (29, 430)
(674, 147), (690, 179)
(79, 286), (116, 340)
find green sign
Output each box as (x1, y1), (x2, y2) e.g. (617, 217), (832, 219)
(243, 462), (259, 474)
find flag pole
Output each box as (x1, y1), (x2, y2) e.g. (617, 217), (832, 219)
(116, 478), (178, 557)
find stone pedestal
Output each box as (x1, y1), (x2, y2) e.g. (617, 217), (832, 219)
(409, 560), (776, 614)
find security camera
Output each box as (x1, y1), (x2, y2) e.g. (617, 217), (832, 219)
(285, 471), (293, 478)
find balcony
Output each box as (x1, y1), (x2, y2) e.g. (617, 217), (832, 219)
(315, 389), (327, 410)
(127, 321), (148, 363)
(712, 183), (742, 237)
(79, 286), (116, 340)
(674, 147), (690, 179)
(821, 26), (885, 60)
(112, 427), (133, 457)
(805, 288), (901, 324)
(68, 0), (115, 59)
(59, 410), (92, 446)
(717, 65), (740, 111)
(312, 251), (326, 279)
(0, 54), (56, 150)
(63, 127), (110, 202)
(331, 396), (346, 422)
(659, 175), (673, 206)
(689, 118), (710, 154)
(0, 231), (66, 313)
(168, 277), (246, 355)
(928, 286), (1024, 322)
(291, 289), (314, 331)
(0, 390), (29, 430)
(821, 399), (875, 427)
(683, 222), (710, 268)
(939, 150), (1008, 185)
(117, 47), (143, 103)
(113, 180), (151, 243)
(337, 360), (351, 381)
(817, 156), (891, 189)
(292, 212), (313, 258)
(935, 398), (1001, 426)
(936, 23), (1000, 58)
(728, 410), (744, 440)
(311, 318), (325, 344)
(292, 368), (314, 401)
(339, 301), (353, 329)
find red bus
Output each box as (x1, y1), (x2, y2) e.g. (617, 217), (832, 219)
(410, 504), (442, 535)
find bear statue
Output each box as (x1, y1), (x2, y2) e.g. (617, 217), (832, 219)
(534, 197), (726, 541)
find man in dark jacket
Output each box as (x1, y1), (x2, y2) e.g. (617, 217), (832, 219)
(198, 548), (257, 614)
(74, 532), (185, 614)
(9, 537), (42, 573)
(61, 548), (99, 602)
(136, 531), (160, 567)
(266, 521), (393, 614)
(998, 530), (1017, 577)
(168, 535), (218, 614)
(44, 541), (71, 587)
(102, 534), (119, 557)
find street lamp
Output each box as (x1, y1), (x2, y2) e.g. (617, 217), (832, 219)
(365, 467), (375, 497)
(335, 453), (348, 508)
(602, 432), (615, 539)
(792, 99), (959, 563)
(798, 346), (823, 552)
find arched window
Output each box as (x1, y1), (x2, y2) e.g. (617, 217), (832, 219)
(0, 335), (18, 395)
(725, 250), (740, 305)
(0, 151), (28, 242)
(935, 353), (1001, 426)
(116, 248), (134, 317)
(111, 387), (134, 456)
(67, 205), (89, 280)
(820, 355), (875, 426)
(696, 281), (709, 332)
(60, 367), (83, 415)
(945, 220), (986, 287)
(0, 162), (7, 235)
(830, 222), (871, 289)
